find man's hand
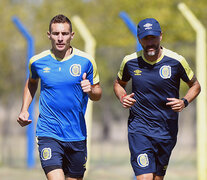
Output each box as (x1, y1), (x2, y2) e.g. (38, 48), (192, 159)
(166, 98), (185, 112)
(81, 73), (92, 94)
(17, 111), (32, 127)
(121, 93), (136, 108)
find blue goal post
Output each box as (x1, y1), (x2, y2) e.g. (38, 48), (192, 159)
(12, 16), (36, 168)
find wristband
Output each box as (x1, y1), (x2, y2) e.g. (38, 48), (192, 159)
(121, 94), (127, 103)
(181, 98), (189, 107)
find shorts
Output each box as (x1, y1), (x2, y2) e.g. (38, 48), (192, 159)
(37, 137), (87, 178)
(128, 133), (177, 176)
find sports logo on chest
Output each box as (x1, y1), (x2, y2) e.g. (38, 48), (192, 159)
(159, 65), (171, 79)
(69, 64), (81, 77)
(134, 69), (142, 76)
(43, 67), (51, 73)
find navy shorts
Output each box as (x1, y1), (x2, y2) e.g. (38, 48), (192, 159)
(128, 133), (177, 176)
(37, 137), (87, 178)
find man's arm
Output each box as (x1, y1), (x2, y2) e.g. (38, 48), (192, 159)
(87, 83), (102, 101)
(182, 76), (201, 103)
(81, 73), (102, 101)
(17, 78), (39, 127)
(113, 78), (136, 108)
(166, 75), (201, 112)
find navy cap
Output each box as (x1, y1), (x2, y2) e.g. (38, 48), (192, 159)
(137, 18), (161, 39)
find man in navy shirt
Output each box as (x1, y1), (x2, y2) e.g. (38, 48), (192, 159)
(114, 18), (200, 180)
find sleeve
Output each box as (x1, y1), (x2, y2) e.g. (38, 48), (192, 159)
(117, 56), (131, 82)
(87, 57), (99, 85)
(179, 56), (194, 82)
(29, 58), (39, 79)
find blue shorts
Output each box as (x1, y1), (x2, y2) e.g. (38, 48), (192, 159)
(128, 133), (177, 176)
(37, 137), (87, 178)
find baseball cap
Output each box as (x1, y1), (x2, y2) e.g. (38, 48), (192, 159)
(137, 18), (161, 39)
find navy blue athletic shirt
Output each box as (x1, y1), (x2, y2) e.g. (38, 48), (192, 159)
(117, 47), (194, 139)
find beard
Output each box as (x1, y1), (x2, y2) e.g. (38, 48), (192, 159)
(147, 51), (156, 56)
(144, 45), (160, 56)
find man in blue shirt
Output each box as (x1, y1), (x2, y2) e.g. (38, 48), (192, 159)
(17, 14), (102, 180)
(114, 18), (200, 180)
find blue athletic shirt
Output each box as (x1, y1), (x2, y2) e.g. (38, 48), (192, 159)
(29, 48), (99, 142)
(117, 47), (194, 139)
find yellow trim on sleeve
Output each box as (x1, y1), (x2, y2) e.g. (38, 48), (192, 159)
(163, 48), (194, 80)
(179, 57), (194, 80)
(74, 48), (100, 84)
(29, 50), (50, 78)
(118, 52), (140, 80)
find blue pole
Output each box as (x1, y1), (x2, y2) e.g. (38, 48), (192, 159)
(12, 16), (35, 168)
(119, 11), (142, 51)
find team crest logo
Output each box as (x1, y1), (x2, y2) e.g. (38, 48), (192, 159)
(41, 148), (52, 160)
(137, 153), (149, 167)
(134, 69), (142, 75)
(159, 65), (171, 79)
(70, 64), (81, 76)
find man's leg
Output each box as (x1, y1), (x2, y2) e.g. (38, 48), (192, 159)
(136, 173), (164, 180)
(136, 173), (153, 180)
(154, 175), (164, 180)
(128, 133), (156, 179)
(47, 169), (83, 180)
(66, 177), (83, 180)
(46, 169), (65, 180)
(37, 137), (65, 180)
(64, 140), (87, 180)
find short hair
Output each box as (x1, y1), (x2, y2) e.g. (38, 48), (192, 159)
(49, 14), (72, 32)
